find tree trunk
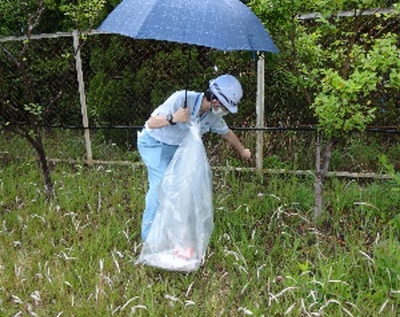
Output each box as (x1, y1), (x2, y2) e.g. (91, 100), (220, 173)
(1, 0), (53, 199)
(31, 128), (54, 199)
(314, 171), (323, 222)
(37, 145), (54, 200)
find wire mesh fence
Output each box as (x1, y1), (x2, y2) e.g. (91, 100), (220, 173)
(0, 31), (265, 164)
(1, 30), (399, 174)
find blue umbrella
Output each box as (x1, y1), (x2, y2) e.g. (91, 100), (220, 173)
(98, 0), (278, 53)
(98, 0), (279, 107)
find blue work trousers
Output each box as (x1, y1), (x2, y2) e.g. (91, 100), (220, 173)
(137, 130), (178, 240)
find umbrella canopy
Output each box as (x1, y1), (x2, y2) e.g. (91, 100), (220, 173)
(98, 0), (279, 53)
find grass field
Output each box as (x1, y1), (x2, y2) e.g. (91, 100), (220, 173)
(1, 153), (400, 316)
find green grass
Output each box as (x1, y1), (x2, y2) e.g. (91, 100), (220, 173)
(1, 158), (399, 316)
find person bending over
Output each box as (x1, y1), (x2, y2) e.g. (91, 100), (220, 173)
(137, 74), (252, 240)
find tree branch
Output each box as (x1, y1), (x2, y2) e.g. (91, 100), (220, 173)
(0, 43), (21, 67)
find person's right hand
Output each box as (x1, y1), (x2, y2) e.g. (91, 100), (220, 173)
(240, 148), (252, 161)
(173, 107), (191, 123)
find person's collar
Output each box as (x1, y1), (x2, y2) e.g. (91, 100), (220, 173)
(197, 93), (207, 116)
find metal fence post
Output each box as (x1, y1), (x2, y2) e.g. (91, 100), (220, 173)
(73, 30), (93, 166)
(256, 53), (265, 171)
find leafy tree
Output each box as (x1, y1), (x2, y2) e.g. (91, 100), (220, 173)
(0, 0), (107, 197)
(250, 0), (400, 220)
(0, 1), (55, 198)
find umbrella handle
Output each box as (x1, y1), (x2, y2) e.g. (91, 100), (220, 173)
(184, 90), (188, 108)
(183, 47), (191, 109)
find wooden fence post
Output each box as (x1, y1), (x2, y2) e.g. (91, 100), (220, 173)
(73, 30), (93, 166)
(256, 54), (265, 171)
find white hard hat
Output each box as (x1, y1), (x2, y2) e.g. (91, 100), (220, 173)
(209, 74), (243, 113)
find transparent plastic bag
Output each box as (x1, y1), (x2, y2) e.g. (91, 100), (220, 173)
(136, 123), (214, 272)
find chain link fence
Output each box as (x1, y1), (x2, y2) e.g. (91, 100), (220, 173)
(1, 30), (399, 173)
(0, 31), (263, 163)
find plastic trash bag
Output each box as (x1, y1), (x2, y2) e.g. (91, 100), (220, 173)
(136, 123), (214, 272)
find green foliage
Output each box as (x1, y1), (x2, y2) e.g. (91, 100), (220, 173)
(312, 70), (377, 136)
(312, 33), (400, 138)
(1, 161), (400, 316)
(379, 154), (400, 191)
(1, 37), (79, 126)
(60, 0), (107, 30)
(250, 0), (400, 130)
(86, 38), (205, 146)
(0, 0), (111, 35)
(24, 102), (42, 115)
(2, 0), (400, 132)
(249, 0), (400, 220)
(84, 32), (258, 145)
(374, 237), (400, 286)
(0, 1), (33, 36)
(133, 47), (201, 106)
